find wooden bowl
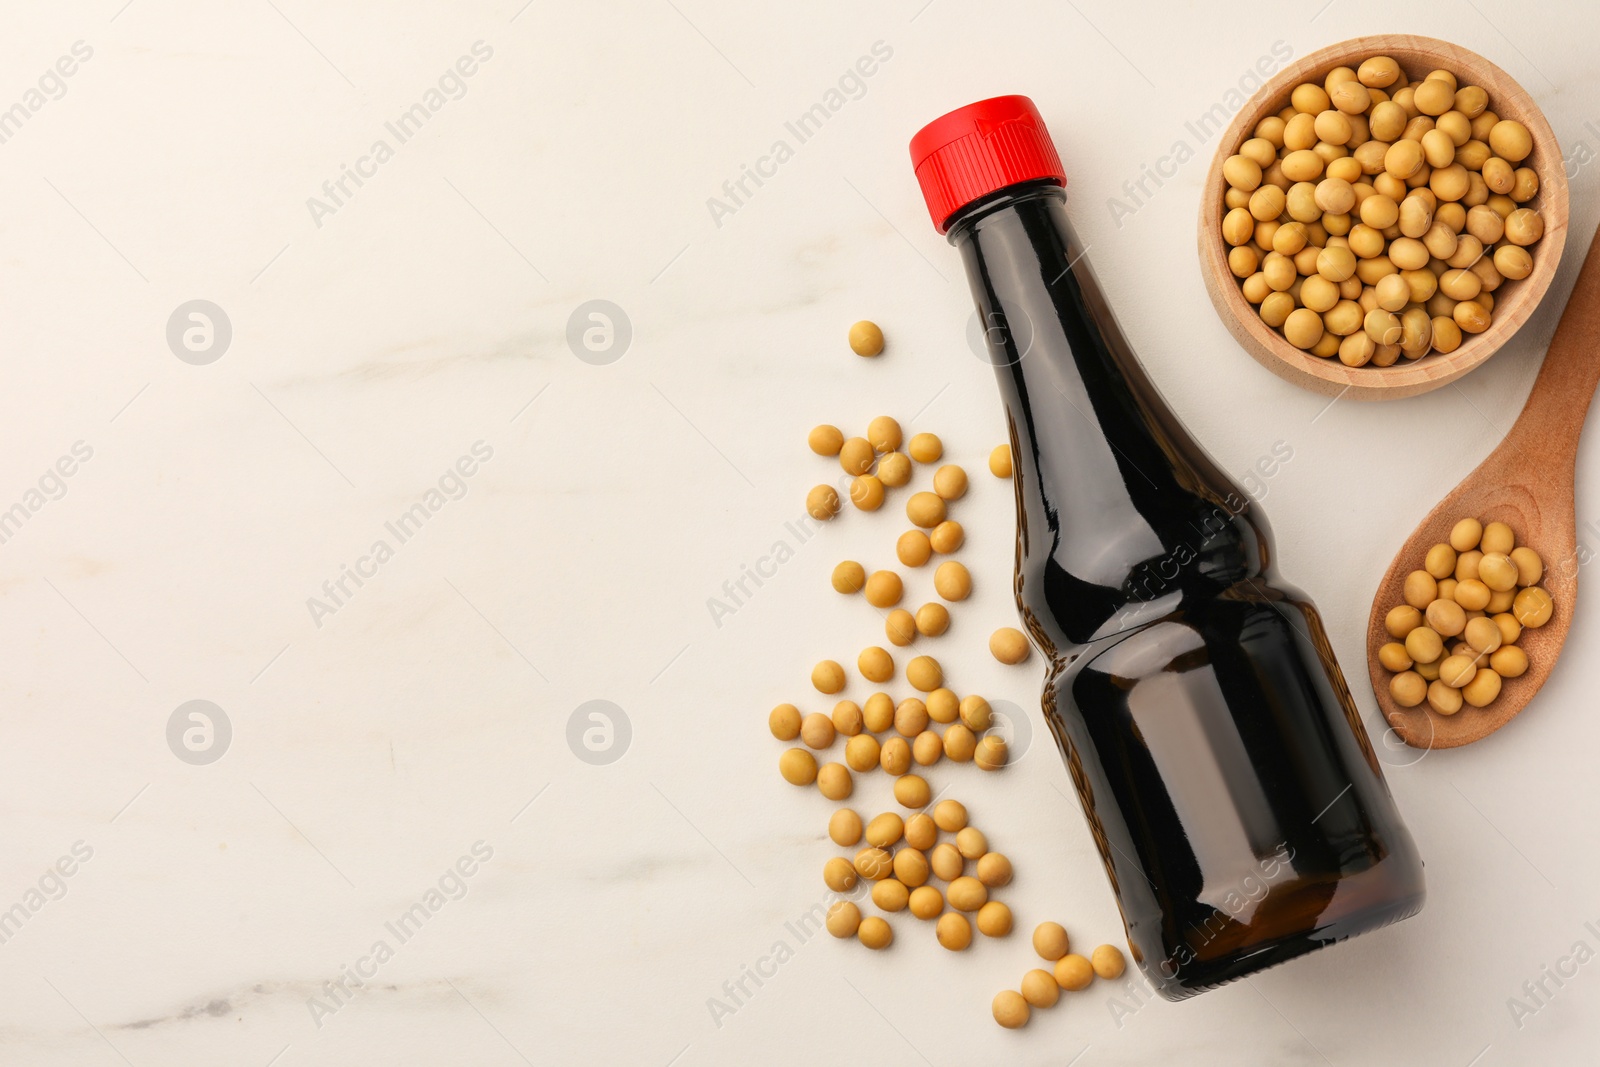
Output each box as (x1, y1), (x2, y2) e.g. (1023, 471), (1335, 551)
(1198, 35), (1569, 400)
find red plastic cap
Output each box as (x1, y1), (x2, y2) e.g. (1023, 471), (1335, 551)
(909, 95), (1065, 234)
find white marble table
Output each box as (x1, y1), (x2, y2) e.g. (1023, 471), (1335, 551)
(2, 1), (1598, 1063)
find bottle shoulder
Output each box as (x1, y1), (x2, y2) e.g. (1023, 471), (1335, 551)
(1018, 491), (1277, 648)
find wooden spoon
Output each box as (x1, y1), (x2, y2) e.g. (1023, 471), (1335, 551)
(1367, 225), (1600, 749)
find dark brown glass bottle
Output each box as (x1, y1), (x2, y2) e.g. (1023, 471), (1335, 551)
(911, 97), (1425, 999)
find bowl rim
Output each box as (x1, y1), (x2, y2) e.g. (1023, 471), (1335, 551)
(1197, 33), (1570, 400)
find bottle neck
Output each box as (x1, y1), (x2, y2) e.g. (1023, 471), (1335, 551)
(949, 184), (1266, 645)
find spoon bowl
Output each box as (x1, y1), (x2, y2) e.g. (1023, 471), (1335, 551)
(1368, 227), (1600, 748)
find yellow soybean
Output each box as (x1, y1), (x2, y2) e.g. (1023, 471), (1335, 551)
(848, 321), (885, 356)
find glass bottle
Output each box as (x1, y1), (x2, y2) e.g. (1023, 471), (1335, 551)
(910, 96), (1425, 998)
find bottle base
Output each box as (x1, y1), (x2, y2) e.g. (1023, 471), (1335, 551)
(1148, 889), (1426, 1001)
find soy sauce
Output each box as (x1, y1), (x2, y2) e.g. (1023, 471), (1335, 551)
(911, 97), (1425, 998)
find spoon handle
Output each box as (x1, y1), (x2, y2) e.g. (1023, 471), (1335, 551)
(1504, 226), (1600, 463)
